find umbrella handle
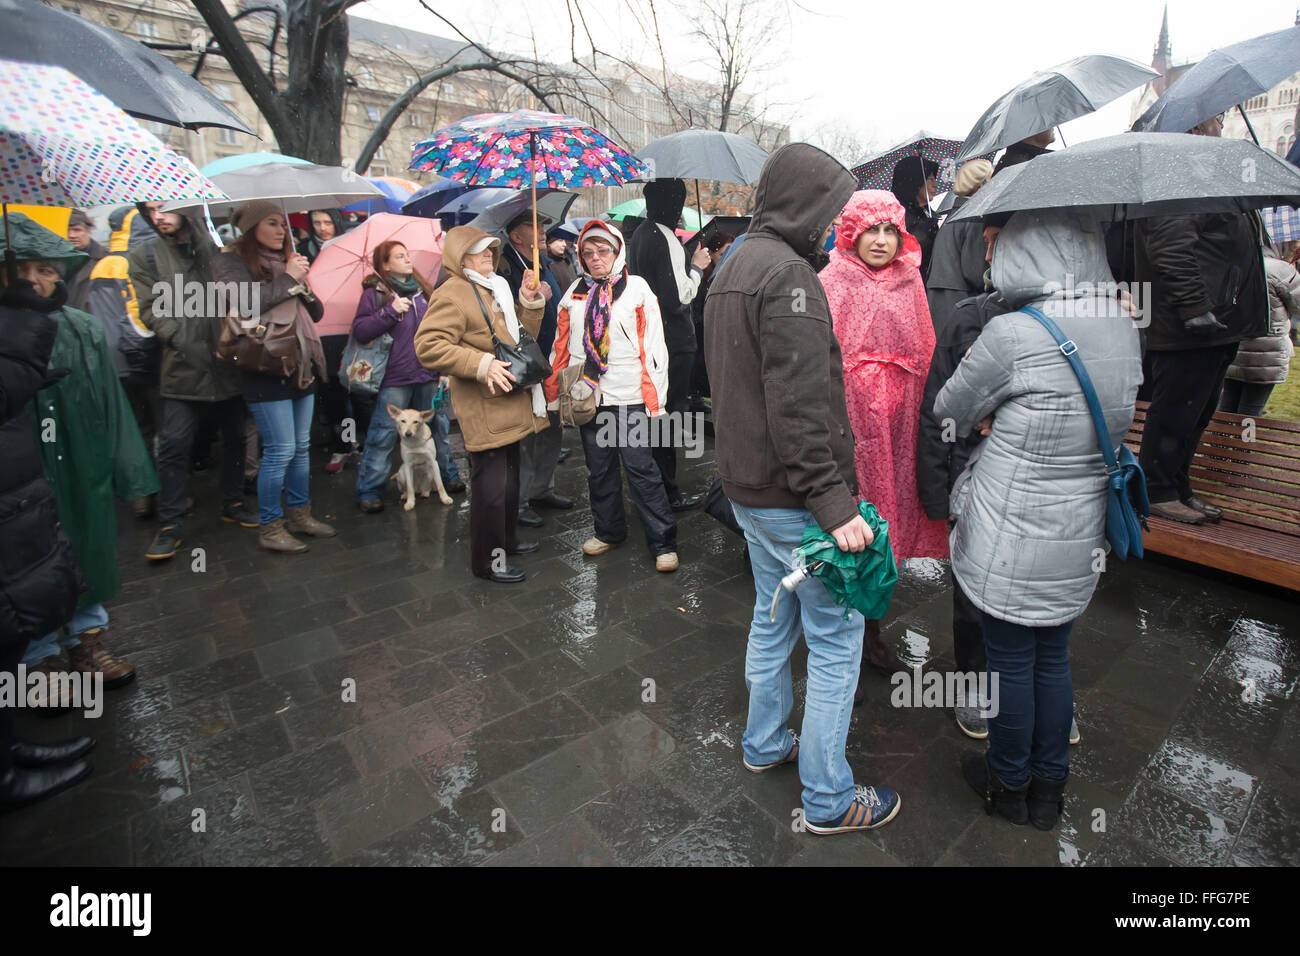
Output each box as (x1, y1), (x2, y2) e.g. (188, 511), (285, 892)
(769, 564), (817, 622)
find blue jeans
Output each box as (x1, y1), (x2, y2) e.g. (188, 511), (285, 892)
(981, 611), (1074, 787)
(356, 382), (440, 502)
(732, 503), (863, 823)
(23, 603), (110, 666)
(249, 394), (314, 523)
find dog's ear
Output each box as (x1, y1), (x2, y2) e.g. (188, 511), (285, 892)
(386, 403), (403, 420)
(419, 408), (436, 422)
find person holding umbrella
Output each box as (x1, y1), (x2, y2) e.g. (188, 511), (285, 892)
(414, 226), (548, 584)
(890, 158), (940, 281)
(212, 202), (336, 552)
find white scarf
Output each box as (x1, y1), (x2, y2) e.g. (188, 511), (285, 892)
(465, 268), (546, 418)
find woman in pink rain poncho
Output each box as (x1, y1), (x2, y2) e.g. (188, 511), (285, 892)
(821, 189), (950, 688)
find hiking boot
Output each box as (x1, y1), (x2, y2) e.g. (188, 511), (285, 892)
(27, 654), (73, 713)
(655, 552), (679, 573)
(221, 501), (259, 528)
(582, 537), (621, 556)
(1184, 495), (1222, 523)
(259, 519), (308, 553)
(285, 505), (336, 538)
(1027, 773), (1068, 830)
(66, 628), (136, 689)
(0, 762), (93, 813)
(743, 731), (798, 773)
(1149, 500), (1207, 525)
(146, 525), (181, 561)
(862, 619), (908, 676)
(805, 784), (901, 834)
(961, 751), (1028, 826)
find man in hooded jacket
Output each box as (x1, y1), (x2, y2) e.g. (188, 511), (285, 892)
(627, 179), (713, 511)
(705, 143), (902, 835)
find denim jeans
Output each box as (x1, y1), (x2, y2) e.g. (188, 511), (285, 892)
(732, 503), (862, 823)
(249, 394), (314, 523)
(22, 603), (109, 666)
(981, 611), (1074, 787)
(356, 382), (437, 503)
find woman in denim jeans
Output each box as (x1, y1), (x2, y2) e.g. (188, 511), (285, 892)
(352, 240), (462, 511)
(213, 202), (335, 553)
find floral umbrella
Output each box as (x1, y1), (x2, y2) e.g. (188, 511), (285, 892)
(0, 58), (225, 208)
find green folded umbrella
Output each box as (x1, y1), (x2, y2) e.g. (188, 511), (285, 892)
(604, 198), (708, 231)
(790, 500), (899, 622)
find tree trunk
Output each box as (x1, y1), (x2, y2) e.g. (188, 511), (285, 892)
(278, 3), (348, 164)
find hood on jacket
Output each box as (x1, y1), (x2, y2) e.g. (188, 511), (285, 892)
(835, 189), (923, 272)
(306, 208), (345, 243)
(643, 179), (687, 228)
(749, 143), (857, 259)
(441, 225), (500, 281)
(0, 211), (87, 278)
(991, 209), (1115, 310)
(575, 220), (627, 280)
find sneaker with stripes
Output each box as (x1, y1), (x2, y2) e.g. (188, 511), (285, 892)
(743, 731), (799, 773)
(805, 784), (901, 834)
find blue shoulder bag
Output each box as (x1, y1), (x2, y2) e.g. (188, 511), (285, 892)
(1020, 306), (1149, 561)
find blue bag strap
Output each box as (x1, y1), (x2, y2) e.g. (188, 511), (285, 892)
(1018, 306), (1119, 473)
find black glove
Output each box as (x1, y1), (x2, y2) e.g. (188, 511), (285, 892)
(1184, 311), (1229, 335)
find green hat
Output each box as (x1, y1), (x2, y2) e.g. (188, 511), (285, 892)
(0, 211), (88, 279)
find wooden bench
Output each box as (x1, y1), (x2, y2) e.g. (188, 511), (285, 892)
(1124, 401), (1300, 590)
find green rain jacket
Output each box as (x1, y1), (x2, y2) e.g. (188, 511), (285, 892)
(2, 212), (159, 609)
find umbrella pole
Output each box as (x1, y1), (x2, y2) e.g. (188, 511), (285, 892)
(1237, 105), (1261, 146)
(3, 202), (14, 288)
(1056, 127), (1067, 148)
(530, 131), (539, 287)
(695, 178), (703, 232)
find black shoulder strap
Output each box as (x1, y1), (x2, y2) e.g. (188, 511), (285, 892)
(470, 284), (503, 349)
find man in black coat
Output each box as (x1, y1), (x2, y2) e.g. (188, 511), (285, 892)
(1134, 120), (1269, 524)
(0, 273), (96, 811)
(627, 179), (713, 510)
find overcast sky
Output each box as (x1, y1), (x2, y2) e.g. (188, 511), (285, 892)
(354, 0), (1299, 160)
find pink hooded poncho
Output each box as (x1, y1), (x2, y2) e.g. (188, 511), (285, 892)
(821, 189), (949, 562)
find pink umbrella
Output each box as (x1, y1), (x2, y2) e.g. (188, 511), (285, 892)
(307, 212), (444, 336)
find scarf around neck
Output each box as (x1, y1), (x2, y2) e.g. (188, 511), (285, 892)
(386, 273), (421, 296)
(579, 268), (624, 390)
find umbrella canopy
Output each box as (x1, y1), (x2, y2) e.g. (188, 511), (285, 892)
(201, 153), (311, 176)
(164, 161), (383, 217)
(402, 175), (484, 218)
(606, 197), (709, 230)
(791, 501), (898, 622)
(410, 109), (650, 187)
(341, 177), (417, 215)
(0, 0), (253, 134)
(0, 210), (87, 277)
(852, 131), (992, 192)
(635, 128), (769, 185)
(1132, 26), (1300, 135)
(0, 58), (225, 207)
(947, 133), (1300, 224)
(307, 212), (444, 336)
(457, 188), (578, 236)
(957, 55), (1160, 163)
(548, 217), (595, 241)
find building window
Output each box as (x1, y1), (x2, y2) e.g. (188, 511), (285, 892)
(368, 163), (389, 177)
(409, 113), (422, 127)
(366, 105), (381, 122)
(211, 82), (235, 102)
(136, 21), (160, 38)
(217, 127), (240, 145)
(374, 145), (387, 161)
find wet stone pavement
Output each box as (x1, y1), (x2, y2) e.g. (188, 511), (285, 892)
(3, 428), (1298, 867)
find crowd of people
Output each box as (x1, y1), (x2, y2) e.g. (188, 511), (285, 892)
(0, 114), (1294, 836)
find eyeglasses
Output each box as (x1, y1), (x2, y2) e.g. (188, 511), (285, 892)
(583, 245), (616, 259)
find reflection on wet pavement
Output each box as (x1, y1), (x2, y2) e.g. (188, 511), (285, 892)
(3, 433), (1296, 867)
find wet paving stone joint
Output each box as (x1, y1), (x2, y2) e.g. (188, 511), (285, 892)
(4, 434), (1297, 867)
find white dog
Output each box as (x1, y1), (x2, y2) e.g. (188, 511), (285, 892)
(387, 404), (453, 510)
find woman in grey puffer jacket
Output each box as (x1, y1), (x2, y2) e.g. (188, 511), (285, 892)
(934, 209), (1142, 830)
(1219, 247), (1297, 417)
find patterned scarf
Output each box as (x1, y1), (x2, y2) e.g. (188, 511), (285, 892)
(580, 270), (621, 389)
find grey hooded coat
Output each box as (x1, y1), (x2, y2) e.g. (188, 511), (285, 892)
(935, 211), (1143, 627)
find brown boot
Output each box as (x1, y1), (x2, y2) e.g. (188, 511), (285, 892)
(862, 618), (908, 677)
(259, 518), (308, 553)
(27, 653), (74, 712)
(66, 628), (136, 689)
(285, 505), (337, 538)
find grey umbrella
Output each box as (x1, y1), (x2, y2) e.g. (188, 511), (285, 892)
(1131, 25), (1300, 142)
(163, 163), (383, 217)
(957, 55), (1160, 163)
(0, 0), (253, 134)
(947, 133), (1300, 223)
(635, 129), (769, 184)
(461, 188), (579, 237)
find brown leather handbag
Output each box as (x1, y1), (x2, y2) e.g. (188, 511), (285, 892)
(556, 363), (599, 426)
(217, 294), (303, 379)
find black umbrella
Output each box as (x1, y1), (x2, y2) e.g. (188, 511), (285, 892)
(947, 133), (1300, 223)
(1130, 25), (1300, 143)
(957, 55), (1159, 163)
(0, 0), (253, 134)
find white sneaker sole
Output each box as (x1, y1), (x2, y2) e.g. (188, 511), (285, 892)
(805, 795), (902, 835)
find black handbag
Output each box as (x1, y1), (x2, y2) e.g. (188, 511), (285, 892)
(471, 284), (552, 391)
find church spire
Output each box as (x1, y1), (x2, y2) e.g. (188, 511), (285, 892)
(1154, 4), (1171, 67)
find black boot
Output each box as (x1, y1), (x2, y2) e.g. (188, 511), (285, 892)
(961, 751), (1028, 825)
(0, 761), (93, 813)
(1027, 773), (1068, 831)
(11, 737), (96, 768)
